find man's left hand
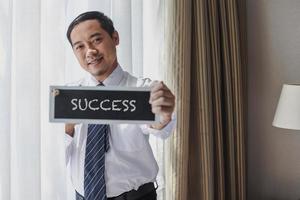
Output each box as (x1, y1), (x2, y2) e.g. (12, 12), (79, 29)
(149, 81), (175, 130)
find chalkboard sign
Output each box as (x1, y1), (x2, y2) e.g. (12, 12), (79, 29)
(49, 86), (158, 124)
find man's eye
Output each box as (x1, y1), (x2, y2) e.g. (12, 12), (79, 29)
(75, 45), (84, 50)
(93, 37), (102, 44)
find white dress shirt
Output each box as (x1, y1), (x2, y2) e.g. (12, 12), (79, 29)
(65, 65), (176, 197)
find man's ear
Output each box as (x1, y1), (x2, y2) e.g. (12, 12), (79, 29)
(112, 31), (119, 45)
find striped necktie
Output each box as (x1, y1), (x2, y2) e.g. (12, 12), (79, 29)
(84, 82), (109, 200)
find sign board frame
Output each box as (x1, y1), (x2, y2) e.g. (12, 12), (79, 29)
(49, 86), (159, 124)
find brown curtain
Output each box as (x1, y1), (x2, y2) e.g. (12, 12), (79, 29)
(163, 0), (247, 199)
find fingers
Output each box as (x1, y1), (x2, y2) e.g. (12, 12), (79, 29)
(149, 90), (174, 104)
(149, 81), (175, 122)
(151, 106), (174, 115)
(149, 81), (174, 103)
(65, 123), (76, 127)
(150, 81), (168, 94)
(151, 96), (174, 107)
(65, 123), (76, 137)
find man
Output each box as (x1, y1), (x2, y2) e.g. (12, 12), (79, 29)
(65, 11), (176, 200)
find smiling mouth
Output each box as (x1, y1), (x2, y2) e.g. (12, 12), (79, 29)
(87, 56), (103, 66)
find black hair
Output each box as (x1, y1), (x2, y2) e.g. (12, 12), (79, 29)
(66, 11), (115, 45)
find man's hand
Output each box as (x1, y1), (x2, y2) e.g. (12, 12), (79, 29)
(65, 123), (76, 137)
(149, 81), (175, 130)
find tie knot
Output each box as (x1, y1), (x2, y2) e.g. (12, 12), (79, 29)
(97, 82), (105, 86)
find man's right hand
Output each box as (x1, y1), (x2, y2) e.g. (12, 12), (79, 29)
(65, 124), (76, 137)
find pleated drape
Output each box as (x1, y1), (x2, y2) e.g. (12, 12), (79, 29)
(162, 0), (247, 199)
(162, 0), (191, 199)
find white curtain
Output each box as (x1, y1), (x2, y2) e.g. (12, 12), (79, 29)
(0, 0), (165, 200)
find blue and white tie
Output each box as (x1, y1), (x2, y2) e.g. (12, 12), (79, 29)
(84, 83), (109, 200)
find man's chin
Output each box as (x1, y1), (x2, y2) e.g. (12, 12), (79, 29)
(88, 68), (107, 78)
(91, 70), (104, 76)
(88, 66), (103, 75)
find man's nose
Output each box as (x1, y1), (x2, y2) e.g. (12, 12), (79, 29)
(86, 44), (98, 58)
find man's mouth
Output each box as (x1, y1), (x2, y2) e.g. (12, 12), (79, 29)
(87, 56), (103, 66)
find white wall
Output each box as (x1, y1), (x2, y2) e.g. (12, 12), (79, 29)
(247, 0), (300, 199)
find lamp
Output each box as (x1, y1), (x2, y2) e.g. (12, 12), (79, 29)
(273, 84), (300, 130)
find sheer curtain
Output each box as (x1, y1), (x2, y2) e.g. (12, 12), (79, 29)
(0, 0), (165, 200)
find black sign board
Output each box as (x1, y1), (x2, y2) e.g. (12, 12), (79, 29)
(49, 86), (158, 124)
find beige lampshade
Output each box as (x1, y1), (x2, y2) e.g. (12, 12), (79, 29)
(273, 84), (300, 130)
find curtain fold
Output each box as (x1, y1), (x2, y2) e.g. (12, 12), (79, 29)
(0, 2), (12, 200)
(163, 0), (247, 199)
(10, 1), (42, 200)
(162, 0), (191, 199)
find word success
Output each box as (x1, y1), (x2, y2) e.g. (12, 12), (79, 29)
(71, 98), (137, 112)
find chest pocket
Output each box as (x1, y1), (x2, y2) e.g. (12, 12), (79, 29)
(110, 124), (148, 152)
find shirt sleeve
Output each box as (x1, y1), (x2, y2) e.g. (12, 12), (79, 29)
(64, 133), (74, 166)
(140, 114), (177, 139)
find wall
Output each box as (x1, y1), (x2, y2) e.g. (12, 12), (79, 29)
(247, 0), (300, 199)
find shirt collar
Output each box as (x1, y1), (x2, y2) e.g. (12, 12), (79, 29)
(88, 65), (124, 86)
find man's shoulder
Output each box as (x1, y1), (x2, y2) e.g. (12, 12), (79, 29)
(65, 77), (89, 86)
(136, 77), (152, 87)
(124, 71), (153, 87)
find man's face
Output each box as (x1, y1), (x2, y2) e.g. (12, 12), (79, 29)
(70, 19), (119, 81)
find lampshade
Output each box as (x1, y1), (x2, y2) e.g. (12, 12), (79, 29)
(273, 84), (300, 130)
